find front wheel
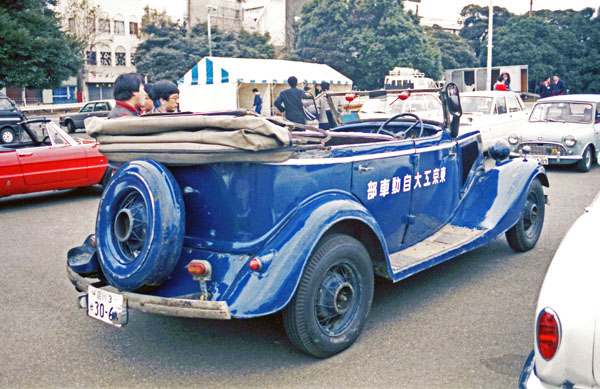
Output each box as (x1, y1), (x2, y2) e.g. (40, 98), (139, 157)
(506, 179), (545, 252)
(1, 127), (16, 144)
(283, 234), (374, 358)
(576, 146), (593, 172)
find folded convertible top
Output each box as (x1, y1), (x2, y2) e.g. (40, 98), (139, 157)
(85, 112), (315, 165)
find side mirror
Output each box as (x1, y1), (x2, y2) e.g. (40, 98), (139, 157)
(444, 83), (462, 138)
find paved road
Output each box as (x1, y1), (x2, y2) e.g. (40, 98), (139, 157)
(1, 164), (599, 388)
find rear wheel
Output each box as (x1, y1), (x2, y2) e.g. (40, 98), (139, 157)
(66, 120), (76, 134)
(283, 234), (374, 358)
(576, 146), (593, 172)
(1, 127), (16, 144)
(506, 179), (545, 252)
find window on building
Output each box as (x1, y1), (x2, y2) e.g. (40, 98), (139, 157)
(129, 22), (138, 36)
(86, 17), (95, 33)
(86, 51), (97, 65)
(99, 18), (110, 33)
(115, 51), (126, 66)
(100, 51), (111, 66)
(130, 52), (135, 66)
(114, 20), (125, 35)
(68, 17), (76, 31)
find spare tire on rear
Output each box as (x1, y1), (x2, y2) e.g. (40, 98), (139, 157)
(96, 159), (185, 291)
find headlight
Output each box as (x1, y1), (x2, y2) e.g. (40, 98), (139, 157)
(508, 134), (519, 145)
(564, 135), (577, 147)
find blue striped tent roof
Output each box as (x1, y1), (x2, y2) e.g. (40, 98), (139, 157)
(179, 57), (353, 86)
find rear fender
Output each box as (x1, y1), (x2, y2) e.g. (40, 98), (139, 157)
(451, 158), (548, 233)
(223, 190), (387, 318)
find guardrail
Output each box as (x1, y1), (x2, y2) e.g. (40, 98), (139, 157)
(19, 102), (84, 114)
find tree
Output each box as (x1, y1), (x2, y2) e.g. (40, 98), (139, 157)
(0, 0), (82, 89)
(291, 0), (441, 89)
(458, 5), (511, 60)
(490, 8), (600, 93)
(58, 0), (109, 93)
(134, 13), (275, 83)
(424, 25), (477, 70)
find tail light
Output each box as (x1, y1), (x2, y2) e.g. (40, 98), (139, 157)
(249, 257), (262, 271)
(537, 308), (560, 360)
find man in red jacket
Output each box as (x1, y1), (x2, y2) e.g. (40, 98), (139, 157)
(108, 73), (146, 118)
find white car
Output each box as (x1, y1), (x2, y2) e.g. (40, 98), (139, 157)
(357, 92), (443, 121)
(519, 191), (600, 388)
(460, 91), (528, 151)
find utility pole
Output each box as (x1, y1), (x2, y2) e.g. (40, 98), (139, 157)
(486, 0), (494, 90)
(529, 0), (533, 17)
(207, 5), (217, 57)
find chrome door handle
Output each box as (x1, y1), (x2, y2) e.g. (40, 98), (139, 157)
(18, 152), (33, 157)
(358, 165), (374, 173)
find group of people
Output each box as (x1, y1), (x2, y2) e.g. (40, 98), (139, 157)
(107, 72), (180, 119)
(272, 76), (335, 129)
(538, 75), (567, 98)
(109, 72), (336, 128)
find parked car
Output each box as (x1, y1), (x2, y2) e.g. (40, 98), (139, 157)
(508, 95), (600, 172)
(519, 191), (600, 388)
(66, 84), (548, 358)
(0, 96), (28, 144)
(357, 90), (443, 121)
(59, 100), (115, 133)
(460, 91), (529, 152)
(0, 119), (111, 198)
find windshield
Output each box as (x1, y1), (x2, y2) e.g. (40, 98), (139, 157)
(529, 102), (593, 124)
(461, 97), (493, 114)
(359, 94), (441, 115)
(0, 98), (17, 111)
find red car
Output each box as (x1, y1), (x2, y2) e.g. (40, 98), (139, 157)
(0, 119), (110, 198)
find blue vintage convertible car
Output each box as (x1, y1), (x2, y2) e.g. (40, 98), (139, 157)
(67, 85), (548, 357)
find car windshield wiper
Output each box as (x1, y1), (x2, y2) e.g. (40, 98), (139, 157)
(544, 118), (564, 123)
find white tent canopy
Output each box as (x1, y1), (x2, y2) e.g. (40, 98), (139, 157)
(178, 57), (353, 114)
(179, 57), (353, 87)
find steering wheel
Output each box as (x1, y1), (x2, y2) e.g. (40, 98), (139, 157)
(375, 113), (424, 139)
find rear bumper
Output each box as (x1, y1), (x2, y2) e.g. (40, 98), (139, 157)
(67, 266), (231, 320)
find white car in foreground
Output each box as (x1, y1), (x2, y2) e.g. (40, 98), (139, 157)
(460, 91), (528, 151)
(520, 191), (600, 388)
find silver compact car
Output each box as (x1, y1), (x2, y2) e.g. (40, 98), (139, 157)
(508, 95), (600, 172)
(520, 191), (600, 388)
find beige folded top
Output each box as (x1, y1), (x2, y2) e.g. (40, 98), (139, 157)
(85, 113), (295, 165)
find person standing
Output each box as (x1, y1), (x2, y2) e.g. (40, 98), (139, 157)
(252, 88), (263, 114)
(313, 81), (337, 130)
(494, 72), (510, 91)
(274, 76), (306, 124)
(538, 77), (552, 99)
(108, 73), (145, 118)
(141, 83), (155, 114)
(551, 75), (567, 96)
(152, 80), (180, 113)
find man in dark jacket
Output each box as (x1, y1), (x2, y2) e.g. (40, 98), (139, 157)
(551, 75), (567, 96)
(274, 76), (306, 124)
(108, 73), (146, 118)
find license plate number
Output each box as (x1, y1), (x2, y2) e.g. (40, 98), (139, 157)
(530, 155), (548, 165)
(88, 285), (125, 327)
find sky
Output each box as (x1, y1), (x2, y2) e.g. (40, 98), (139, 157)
(145, 0), (600, 24)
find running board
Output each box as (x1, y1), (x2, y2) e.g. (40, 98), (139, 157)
(389, 224), (487, 277)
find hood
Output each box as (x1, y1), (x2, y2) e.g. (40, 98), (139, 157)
(515, 121), (590, 143)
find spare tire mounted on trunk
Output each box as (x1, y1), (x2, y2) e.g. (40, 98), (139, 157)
(96, 159), (185, 291)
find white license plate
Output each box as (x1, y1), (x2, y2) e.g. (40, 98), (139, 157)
(88, 285), (125, 327)
(530, 155), (549, 165)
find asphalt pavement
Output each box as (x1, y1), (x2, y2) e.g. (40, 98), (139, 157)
(0, 163), (599, 388)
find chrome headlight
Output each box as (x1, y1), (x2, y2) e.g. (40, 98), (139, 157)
(564, 135), (577, 147)
(508, 134), (519, 145)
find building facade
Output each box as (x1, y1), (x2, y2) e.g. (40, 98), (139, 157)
(186, 0), (310, 50)
(54, 0), (145, 103)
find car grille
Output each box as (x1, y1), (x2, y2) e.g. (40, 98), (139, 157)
(518, 142), (567, 156)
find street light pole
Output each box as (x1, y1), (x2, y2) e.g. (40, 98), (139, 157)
(207, 5), (217, 57)
(486, 0), (494, 90)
